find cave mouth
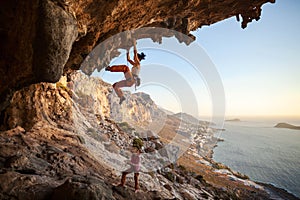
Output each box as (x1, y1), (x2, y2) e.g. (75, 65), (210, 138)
(79, 27), (226, 133)
(0, 0), (276, 114)
(57, 27), (227, 172)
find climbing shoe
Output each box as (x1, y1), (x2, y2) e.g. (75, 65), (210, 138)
(119, 96), (126, 105)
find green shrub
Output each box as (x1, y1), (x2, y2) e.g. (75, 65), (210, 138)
(233, 171), (249, 180)
(117, 122), (135, 132)
(178, 165), (187, 172)
(87, 127), (97, 134)
(56, 82), (70, 93)
(164, 171), (175, 182)
(213, 162), (227, 170)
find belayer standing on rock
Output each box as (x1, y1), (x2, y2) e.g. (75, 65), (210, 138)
(117, 138), (143, 192)
(105, 39), (146, 104)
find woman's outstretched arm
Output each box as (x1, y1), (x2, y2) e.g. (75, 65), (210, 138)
(127, 51), (135, 65)
(133, 39), (140, 65)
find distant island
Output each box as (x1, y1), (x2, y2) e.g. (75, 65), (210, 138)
(225, 118), (241, 122)
(274, 123), (300, 130)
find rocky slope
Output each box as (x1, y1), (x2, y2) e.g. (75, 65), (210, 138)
(1, 72), (297, 199)
(0, 0), (276, 112)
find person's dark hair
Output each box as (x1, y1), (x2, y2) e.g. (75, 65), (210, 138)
(137, 52), (146, 61)
(132, 138), (143, 150)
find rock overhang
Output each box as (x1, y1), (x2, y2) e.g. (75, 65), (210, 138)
(0, 0), (276, 112)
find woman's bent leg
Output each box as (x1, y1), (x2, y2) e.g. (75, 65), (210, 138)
(112, 80), (127, 98)
(118, 171), (129, 187)
(112, 77), (135, 98)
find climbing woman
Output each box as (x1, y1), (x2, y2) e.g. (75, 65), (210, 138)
(105, 39), (146, 104)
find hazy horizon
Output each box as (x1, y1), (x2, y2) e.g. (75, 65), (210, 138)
(158, 104), (300, 119)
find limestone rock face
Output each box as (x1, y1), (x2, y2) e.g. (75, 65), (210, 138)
(70, 71), (112, 119)
(3, 83), (73, 130)
(0, 0), (275, 112)
(33, 0), (78, 83)
(69, 72), (167, 132)
(0, 124), (113, 200)
(110, 92), (167, 132)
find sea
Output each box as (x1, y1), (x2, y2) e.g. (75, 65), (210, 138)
(212, 116), (300, 198)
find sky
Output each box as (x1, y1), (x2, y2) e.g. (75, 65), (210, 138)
(194, 0), (300, 118)
(94, 0), (300, 119)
